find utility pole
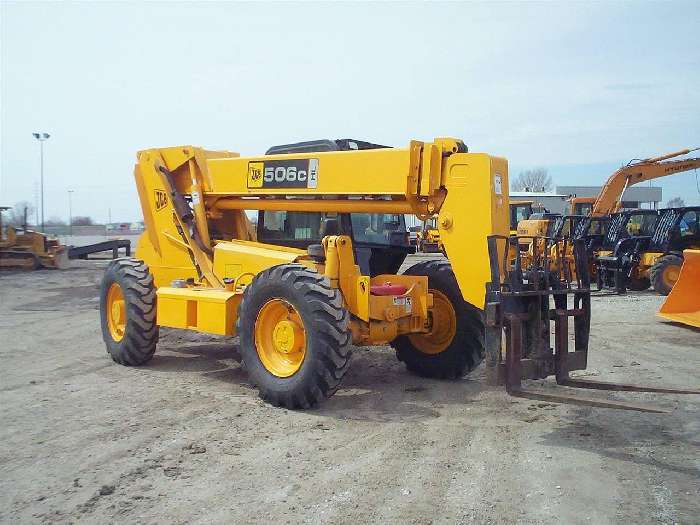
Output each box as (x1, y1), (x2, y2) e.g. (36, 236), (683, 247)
(32, 132), (50, 232)
(34, 182), (39, 226)
(68, 189), (74, 237)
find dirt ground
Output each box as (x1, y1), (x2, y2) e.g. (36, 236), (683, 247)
(1, 255), (698, 524)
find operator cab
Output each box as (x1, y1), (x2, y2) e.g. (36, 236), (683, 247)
(509, 201), (533, 233)
(602, 209), (659, 250)
(651, 206), (700, 252)
(257, 139), (414, 276)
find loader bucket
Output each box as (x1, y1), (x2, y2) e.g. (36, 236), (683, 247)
(658, 250), (700, 328)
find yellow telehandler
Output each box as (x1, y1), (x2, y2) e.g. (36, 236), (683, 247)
(99, 137), (697, 411)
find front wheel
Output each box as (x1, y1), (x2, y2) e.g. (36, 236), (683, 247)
(391, 260), (484, 379)
(237, 264), (351, 409)
(650, 254), (683, 296)
(100, 258), (159, 365)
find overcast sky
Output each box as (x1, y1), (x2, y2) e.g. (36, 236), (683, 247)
(1, 1), (699, 223)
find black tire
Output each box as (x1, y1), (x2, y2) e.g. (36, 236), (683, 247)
(390, 260), (484, 379)
(100, 258), (158, 365)
(237, 264), (351, 409)
(650, 254), (683, 296)
(627, 276), (650, 291)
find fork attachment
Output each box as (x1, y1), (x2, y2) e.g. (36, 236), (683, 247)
(484, 235), (699, 413)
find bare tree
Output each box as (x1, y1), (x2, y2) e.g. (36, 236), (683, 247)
(7, 201), (35, 227)
(72, 216), (94, 226)
(511, 168), (553, 192)
(45, 216), (66, 226)
(666, 197), (685, 208)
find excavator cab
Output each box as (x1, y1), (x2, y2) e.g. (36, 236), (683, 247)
(572, 200), (593, 216)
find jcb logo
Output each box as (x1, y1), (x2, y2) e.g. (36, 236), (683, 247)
(154, 190), (168, 211)
(248, 162), (264, 188)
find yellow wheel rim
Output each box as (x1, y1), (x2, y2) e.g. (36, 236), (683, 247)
(408, 289), (457, 355)
(663, 264), (680, 288)
(254, 299), (306, 377)
(106, 282), (126, 342)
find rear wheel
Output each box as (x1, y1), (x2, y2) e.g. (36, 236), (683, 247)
(391, 260), (484, 379)
(237, 264), (351, 409)
(650, 254), (683, 296)
(100, 258), (159, 365)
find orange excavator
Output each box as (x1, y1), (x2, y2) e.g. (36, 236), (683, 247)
(589, 148), (700, 216)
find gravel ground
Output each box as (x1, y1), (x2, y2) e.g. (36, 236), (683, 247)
(0, 255), (698, 524)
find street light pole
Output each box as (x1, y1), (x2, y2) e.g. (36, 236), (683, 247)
(68, 190), (74, 237)
(32, 132), (51, 232)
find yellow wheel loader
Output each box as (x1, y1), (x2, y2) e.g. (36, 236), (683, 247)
(415, 216), (442, 253)
(99, 137), (698, 411)
(658, 249), (700, 328)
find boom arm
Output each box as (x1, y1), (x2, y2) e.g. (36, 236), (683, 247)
(591, 148), (700, 216)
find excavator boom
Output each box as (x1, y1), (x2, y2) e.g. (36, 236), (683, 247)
(591, 149), (700, 216)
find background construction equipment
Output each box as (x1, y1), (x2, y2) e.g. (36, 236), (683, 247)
(658, 249), (700, 328)
(0, 206), (69, 269)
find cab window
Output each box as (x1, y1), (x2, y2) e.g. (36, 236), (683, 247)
(259, 211), (324, 243)
(625, 213), (657, 236)
(679, 210), (699, 237)
(587, 219), (607, 236)
(351, 214), (404, 245)
(510, 205), (532, 230)
(575, 203), (593, 215)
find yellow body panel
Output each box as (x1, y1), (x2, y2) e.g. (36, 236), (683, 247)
(635, 251), (664, 278)
(156, 287), (241, 335)
(213, 240), (303, 285)
(438, 154), (509, 307)
(658, 250), (700, 328)
(517, 218), (550, 238)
